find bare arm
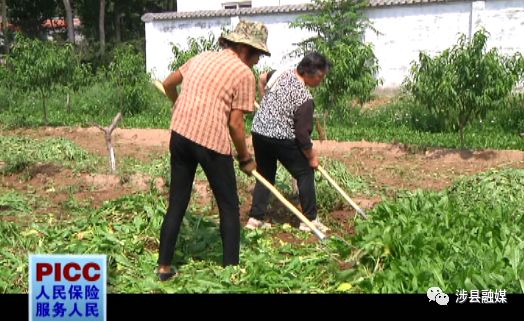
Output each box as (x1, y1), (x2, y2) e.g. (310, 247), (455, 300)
(229, 109), (256, 175)
(229, 109), (251, 161)
(163, 70), (183, 104)
(258, 72), (269, 98)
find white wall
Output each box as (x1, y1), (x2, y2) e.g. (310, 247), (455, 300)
(146, 0), (524, 90)
(365, 0), (524, 89)
(365, 1), (472, 89)
(479, 0), (524, 55)
(177, 0), (314, 11)
(258, 14), (316, 70)
(145, 13), (315, 81)
(145, 17), (231, 79)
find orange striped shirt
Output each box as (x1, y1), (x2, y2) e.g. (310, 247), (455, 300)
(170, 49), (256, 155)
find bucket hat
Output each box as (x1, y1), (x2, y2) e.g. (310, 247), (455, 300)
(219, 20), (271, 56)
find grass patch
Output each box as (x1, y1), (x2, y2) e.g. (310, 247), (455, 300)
(317, 97), (524, 150)
(2, 166), (520, 293)
(349, 168), (524, 293)
(0, 136), (101, 174)
(2, 85), (523, 150)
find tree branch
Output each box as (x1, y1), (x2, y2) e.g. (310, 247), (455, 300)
(95, 112), (123, 173)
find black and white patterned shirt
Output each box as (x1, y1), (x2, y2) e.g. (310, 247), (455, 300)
(252, 69), (315, 149)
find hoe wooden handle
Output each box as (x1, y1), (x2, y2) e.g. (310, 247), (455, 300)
(317, 165), (368, 220)
(252, 170), (326, 240)
(153, 79), (166, 96)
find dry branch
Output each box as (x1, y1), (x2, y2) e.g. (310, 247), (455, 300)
(95, 112), (122, 173)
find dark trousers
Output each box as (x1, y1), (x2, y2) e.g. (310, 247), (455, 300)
(158, 131), (240, 267)
(250, 133), (317, 220)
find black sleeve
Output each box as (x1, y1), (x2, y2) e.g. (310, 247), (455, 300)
(293, 100), (315, 150)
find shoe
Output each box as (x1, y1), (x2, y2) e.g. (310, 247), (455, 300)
(157, 267), (177, 281)
(157, 271), (177, 281)
(299, 219), (329, 233)
(245, 217), (271, 230)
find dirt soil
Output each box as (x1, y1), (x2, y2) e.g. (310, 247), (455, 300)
(2, 127), (523, 237)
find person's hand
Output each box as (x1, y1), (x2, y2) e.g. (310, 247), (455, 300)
(309, 155), (319, 169)
(238, 156), (256, 176)
(303, 148), (319, 169)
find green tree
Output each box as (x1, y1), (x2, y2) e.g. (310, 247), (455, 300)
(6, 0), (58, 38)
(169, 33), (220, 71)
(146, 0), (176, 12)
(107, 44), (151, 115)
(61, 0), (74, 43)
(1, 0), (7, 33)
(75, 0), (154, 67)
(404, 29), (524, 147)
(99, 0), (105, 55)
(7, 34), (81, 124)
(291, 0), (380, 113)
(77, 0), (155, 45)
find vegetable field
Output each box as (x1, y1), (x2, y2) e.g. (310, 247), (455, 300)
(1, 127), (522, 293)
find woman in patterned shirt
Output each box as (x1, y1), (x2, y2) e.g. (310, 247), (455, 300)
(246, 52), (331, 232)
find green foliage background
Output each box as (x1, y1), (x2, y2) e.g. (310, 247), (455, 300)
(404, 29), (524, 147)
(291, 0), (380, 113)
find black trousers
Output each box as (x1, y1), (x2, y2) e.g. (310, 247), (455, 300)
(158, 131), (240, 267)
(249, 133), (317, 220)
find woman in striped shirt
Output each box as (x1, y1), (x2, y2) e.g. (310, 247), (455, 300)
(157, 20), (270, 281)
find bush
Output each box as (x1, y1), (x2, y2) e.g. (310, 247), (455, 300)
(6, 34), (84, 124)
(169, 33), (220, 71)
(484, 94), (524, 133)
(404, 29), (524, 147)
(107, 44), (152, 115)
(352, 168), (524, 293)
(291, 0), (380, 113)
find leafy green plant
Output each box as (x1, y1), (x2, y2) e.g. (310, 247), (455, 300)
(350, 168), (524, 293)
(404, 29), (524, 147)
(0, 189), (344, 293)
(291, 0), (380, 112)
(2, 141), (523, 293)
(63, 62), (92, 113)
(169, 33), (221, 71)
(0, 190), (32, 215)
(107, 44), (152, 115)
(0, 136), (99, 174)
(6, 34), (83, 124)
(315, 158), (370, 213)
